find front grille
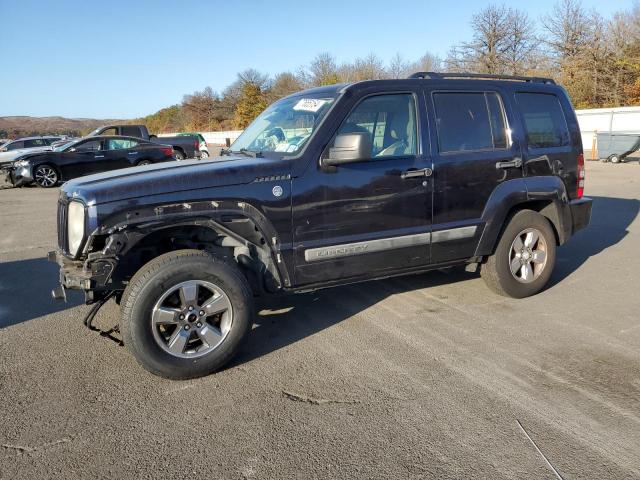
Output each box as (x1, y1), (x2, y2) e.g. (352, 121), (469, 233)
(57, 197), (68, 253)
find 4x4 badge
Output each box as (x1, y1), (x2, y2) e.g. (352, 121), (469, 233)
(272, 185), (283, 197)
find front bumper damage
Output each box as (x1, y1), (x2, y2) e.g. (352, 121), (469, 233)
(48, 249), (116, 303)
(1, 165), (33, 187)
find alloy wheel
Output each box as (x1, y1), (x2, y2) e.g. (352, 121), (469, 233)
(34, 166), (57, 187)
(508, 228), (548, 283)
(151, 280), (233, 358)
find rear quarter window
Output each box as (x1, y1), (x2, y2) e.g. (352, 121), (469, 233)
(433, 92), (508, 153)
(516, 92), (570, 149)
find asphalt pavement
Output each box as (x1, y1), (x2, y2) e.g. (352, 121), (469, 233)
(0, 161), (639, 479)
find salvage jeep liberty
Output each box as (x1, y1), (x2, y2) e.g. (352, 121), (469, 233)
(50, 72), (592, 379)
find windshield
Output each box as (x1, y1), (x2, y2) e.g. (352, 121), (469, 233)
(230, 94), (336, 155)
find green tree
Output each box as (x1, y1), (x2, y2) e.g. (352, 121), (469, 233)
(234, 82), (268, 129)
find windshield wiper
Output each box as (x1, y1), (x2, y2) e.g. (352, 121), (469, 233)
(237, 148), (263, 158)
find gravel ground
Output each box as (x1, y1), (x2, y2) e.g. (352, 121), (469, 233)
(0, 161), (639, 479)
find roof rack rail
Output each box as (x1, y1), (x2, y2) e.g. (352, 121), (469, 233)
(408, 71), (556, 85)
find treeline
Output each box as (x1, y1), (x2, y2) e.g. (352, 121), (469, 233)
(138, 1), (640, 133)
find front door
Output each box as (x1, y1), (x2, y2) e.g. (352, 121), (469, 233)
(59, 139), (104, 179)
(292, 90), (433, 285)
(425, 87), (523, 263)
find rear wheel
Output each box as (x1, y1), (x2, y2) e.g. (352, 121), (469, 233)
(481, 210), (556, 298)
(33, 164), (58, 188)
(173, 150), (185, 161)
(136, 159), (152, 166)
(121, 250), (253, 379)
(609, 154), (620, 163)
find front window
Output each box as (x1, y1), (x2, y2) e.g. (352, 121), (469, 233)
(231, 94), (336, 155)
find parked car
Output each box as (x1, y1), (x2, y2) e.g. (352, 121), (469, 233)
(4, 135), (174, 187)
(0, 136), (65, 165)
(49, 72), (592, 379)
(89, 125), (201, 160)
(178, 132), (210, 158)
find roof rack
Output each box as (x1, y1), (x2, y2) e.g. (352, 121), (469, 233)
(408, 71), (556, 85)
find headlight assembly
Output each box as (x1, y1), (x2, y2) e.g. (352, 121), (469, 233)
(67, 201), (85, 256)
(13, 159), (30, 167)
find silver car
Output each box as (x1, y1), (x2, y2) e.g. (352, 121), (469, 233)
(0, 136), (64, 166)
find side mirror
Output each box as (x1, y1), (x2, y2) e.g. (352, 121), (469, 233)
(324, 133), (372, 166)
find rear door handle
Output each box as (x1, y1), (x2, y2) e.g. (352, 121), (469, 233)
(94, 155), (105, 159)
(496, 157), (522, 169)
(401, 167), (433, 179)
(128, 151), (138, 155)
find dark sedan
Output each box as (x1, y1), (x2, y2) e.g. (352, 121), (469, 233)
(4, 136), (175, 187)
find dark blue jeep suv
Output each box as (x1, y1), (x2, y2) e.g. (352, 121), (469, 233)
(50, 72), (592, 378)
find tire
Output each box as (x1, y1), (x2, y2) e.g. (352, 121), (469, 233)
(121, 249), (253, 379)
(136, 159), (152, 166)
(201, 150), (209, 159)
(173, 150), (185, 161)
(609, 154), (620, 163)
(33, 164), (59, 188)
(480, 210), (556, 298)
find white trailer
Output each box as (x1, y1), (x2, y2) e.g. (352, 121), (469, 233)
(575, 106), (640, 162)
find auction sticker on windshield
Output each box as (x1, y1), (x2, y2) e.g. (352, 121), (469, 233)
(293, 98), (327, 112)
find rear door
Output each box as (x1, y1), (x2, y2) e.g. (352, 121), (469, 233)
(103, 138), (138, 170)
(426, 86), (523, 263)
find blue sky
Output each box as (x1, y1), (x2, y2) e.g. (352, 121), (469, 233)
(0, 0), (634, 118)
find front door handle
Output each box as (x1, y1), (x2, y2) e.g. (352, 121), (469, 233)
(496, 157), (523, 169)
(401, 167), (433, 179)
(94, 155), (105, 159)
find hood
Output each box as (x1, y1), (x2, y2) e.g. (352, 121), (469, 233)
(62, 156), (292, 205)
(0, 146), (52, 165)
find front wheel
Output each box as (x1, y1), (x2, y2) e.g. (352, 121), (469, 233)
(201, 150), (209, 159)
(33, 164), (58, 188)
(480, 210), (556, 298)
(136, 159), (152, 166)
(121, 250), (253, 379)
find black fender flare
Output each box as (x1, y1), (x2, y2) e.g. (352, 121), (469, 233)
(474, 176), (572, 257)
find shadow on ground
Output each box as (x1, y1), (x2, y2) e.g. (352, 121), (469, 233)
(0, 257), (83, 328)
(549, 195), (639, 287)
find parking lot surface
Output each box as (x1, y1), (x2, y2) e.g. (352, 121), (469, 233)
(0, 161), (639, 479)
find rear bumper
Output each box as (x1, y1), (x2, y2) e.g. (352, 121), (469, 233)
(569, 197), (592, 234)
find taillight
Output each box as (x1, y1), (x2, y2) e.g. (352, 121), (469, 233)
(577, 153), (585, 198)
(195, 140), (199, 149)
(161, 147), (173, 157)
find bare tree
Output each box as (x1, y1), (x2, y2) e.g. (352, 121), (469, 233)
(304, 52), (341, 86)
(388, 53), (410, 78)
(341, 54), (387, 81)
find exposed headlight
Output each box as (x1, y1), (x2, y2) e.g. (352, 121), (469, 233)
(13, 159), (30, 167)
(67, 201), (85, 256)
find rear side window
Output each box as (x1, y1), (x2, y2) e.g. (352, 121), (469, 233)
(23, 139), (47, 148)
(516, 93), (569, 149)
(121, 126), (141, 137)
(433, 92), (508, 153)
(106, 138), (138, 150)
(6, 141), (24, 150)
